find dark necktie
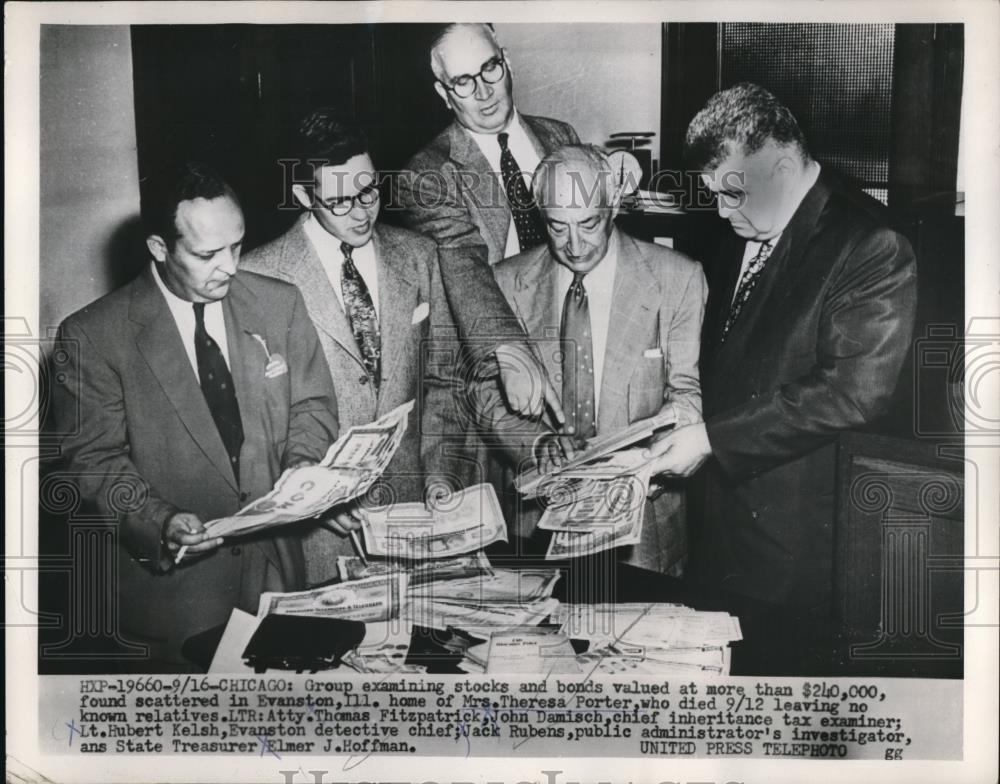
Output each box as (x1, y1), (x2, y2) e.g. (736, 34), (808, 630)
(498, 132), (546, 252)
(340, 241), (381, 390)
(192, 303), (244, 481)
(561, 272), (596, 440)
(722, 240), (775, 340)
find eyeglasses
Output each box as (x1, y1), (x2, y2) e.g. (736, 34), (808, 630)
(439, 56), (506, 99)
(315, 182), (380, 216)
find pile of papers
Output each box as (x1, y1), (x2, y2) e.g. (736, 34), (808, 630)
(245, 469), (742, 677)
(623, 188), (684, 215)
(254, 484), (563, 674)
(554, 603), (742, 675)
(430, 600), (742, 676)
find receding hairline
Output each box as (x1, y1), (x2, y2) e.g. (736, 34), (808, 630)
(532, 146), (616, 210)
(430, 23), (501, 80)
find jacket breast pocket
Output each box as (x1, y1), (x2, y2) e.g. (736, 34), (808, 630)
(627, 352), (666, 422)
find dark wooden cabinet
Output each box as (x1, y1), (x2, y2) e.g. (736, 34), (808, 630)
(834, 434), (963, 678)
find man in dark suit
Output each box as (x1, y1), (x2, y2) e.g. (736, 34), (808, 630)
(52, 163), (339, 670)
(644, 84), (917, 670)
(482, 145), (706, 573)
(242, 112), (471, 584)
(396, 22), (578, 425)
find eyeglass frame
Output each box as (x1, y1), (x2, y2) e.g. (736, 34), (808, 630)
(437, 55), (507, 99)
(312, 181), (381, 216)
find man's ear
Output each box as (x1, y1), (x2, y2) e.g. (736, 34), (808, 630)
(773, 154), (797, 185)
(146, 234), (168, 263)
(433, 80), (453, 111)
(292, 183), (312, 210)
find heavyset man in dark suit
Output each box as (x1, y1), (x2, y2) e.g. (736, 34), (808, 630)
(242, 112), (467, 585)
(397, 22), (579, 427)
(645, 84), (918, 671)
(482, 145), (707, 573)
(52, 164), (339, 670)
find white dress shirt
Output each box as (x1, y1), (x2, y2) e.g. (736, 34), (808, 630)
(151, 262), (231, 382)
(465, 110), (542, 258)
(555, 231), (620, 412)
(302, 215), (380, 320)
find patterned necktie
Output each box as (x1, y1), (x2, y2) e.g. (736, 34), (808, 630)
(340, 241), (381, 390)
(498, 132), (546, 252)
(721, 240), (775, 340)
(561, 273), (597, 440)
(192, 303), (244, 481)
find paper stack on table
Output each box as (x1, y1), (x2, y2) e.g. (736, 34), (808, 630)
(255, 482), (564, 670)
(405, 577), (561, 633)
(257, 572), (409, 622)
(336, 548), (563, 633)
(554, 602), (742, 675)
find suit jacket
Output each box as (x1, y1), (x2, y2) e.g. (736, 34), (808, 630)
(242, 219), (470, 583)
(52, 267), (339, 666)
(695, 170), (918, 608)
(485, 230), (707, 573)
(397, 114), (580, 341)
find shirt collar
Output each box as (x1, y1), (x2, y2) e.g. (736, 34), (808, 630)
(150, 261), (221, 311)
(303, 213), (373, 261)
(462, 107), (522, 146)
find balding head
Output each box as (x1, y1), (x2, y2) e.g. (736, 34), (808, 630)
(531, 145), (621, 275)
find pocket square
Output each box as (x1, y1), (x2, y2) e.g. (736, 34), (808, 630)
(411, 302), (430, 324)
(264, 355), (288, 378)
(643, 348), (664, 358)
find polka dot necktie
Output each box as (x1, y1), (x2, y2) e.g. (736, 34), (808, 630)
(192, 303), (244, 481)
(340, 242), (381, 390)
(561, 273), (596, 440)
(722, 240), (775, 341)
(498, 132), (546, 252)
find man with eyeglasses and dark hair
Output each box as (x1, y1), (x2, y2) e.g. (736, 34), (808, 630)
(242, 110), (470, 585)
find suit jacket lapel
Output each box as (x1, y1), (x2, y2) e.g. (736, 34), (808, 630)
(223, 277), (268, 491)
(129, 268), (238, 490)
(599, 234), (660, 429)
(510, 247), (562, 389)
(279, 216), (364, 367)
(372, 226), (418, 398)
(447, 121), (509, 256)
